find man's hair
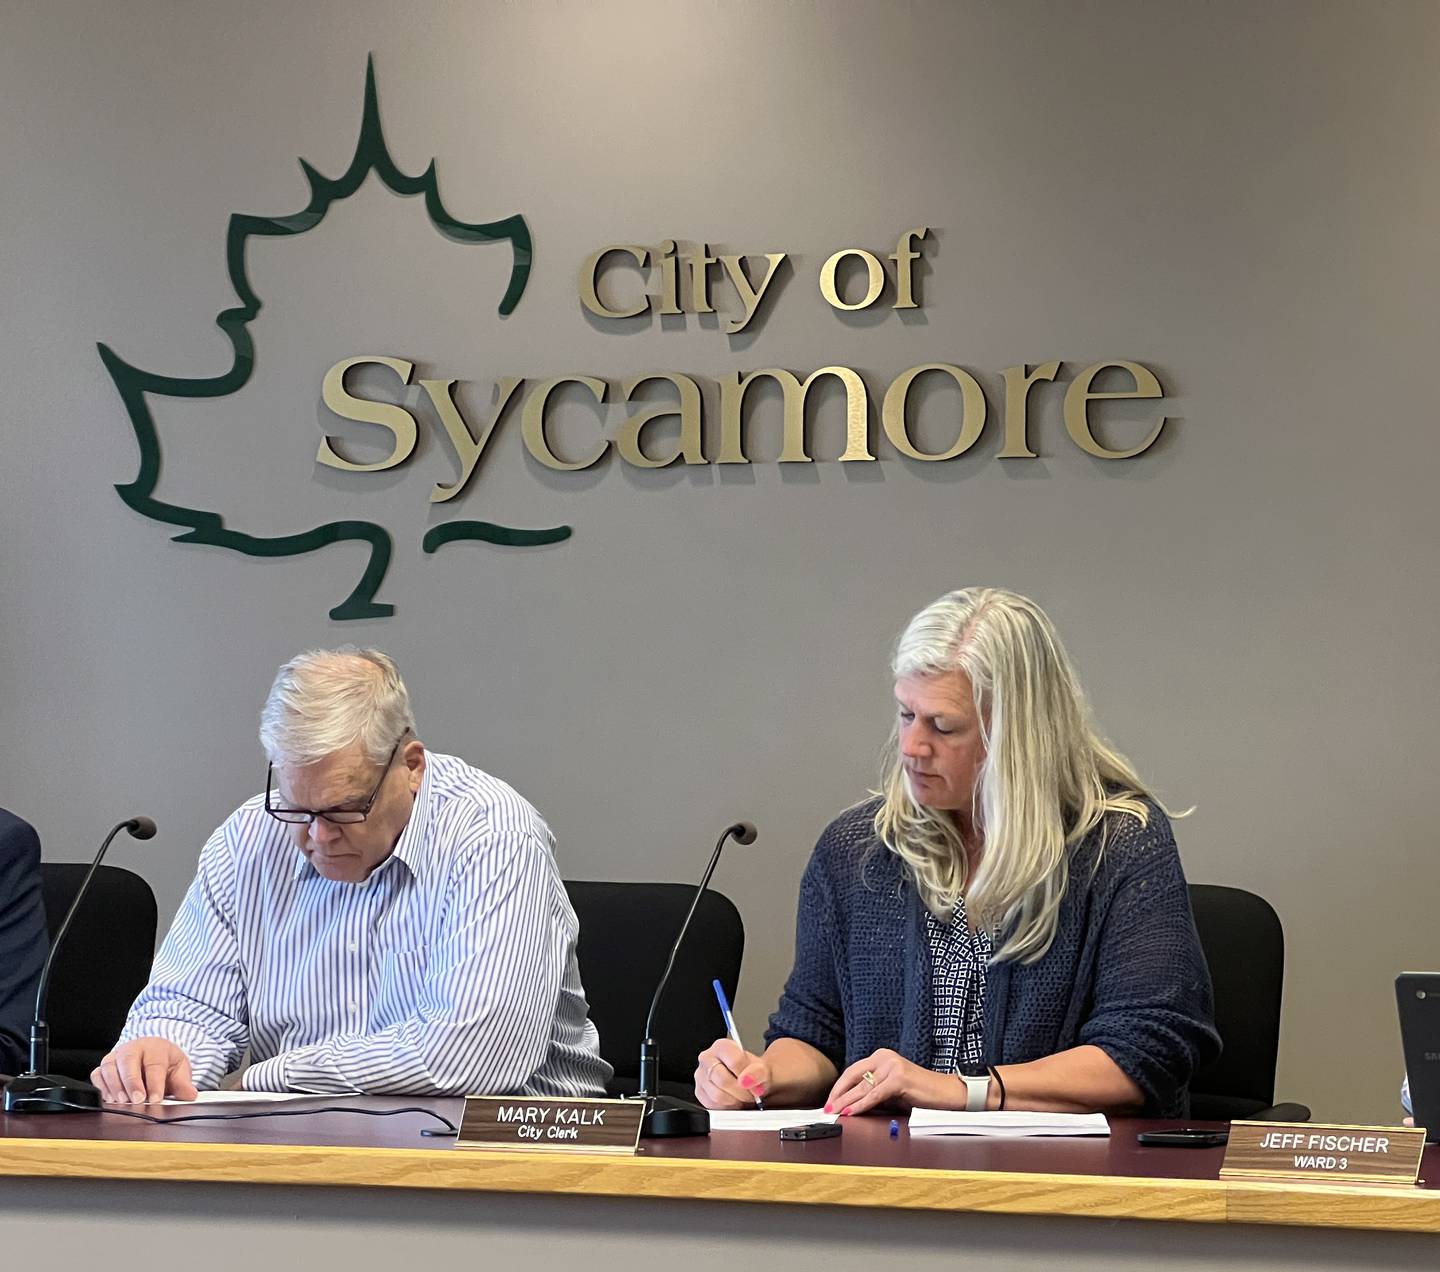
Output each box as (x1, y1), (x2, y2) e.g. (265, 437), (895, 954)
(259, 647), (415, 767)
(874, 587), (1153, 964)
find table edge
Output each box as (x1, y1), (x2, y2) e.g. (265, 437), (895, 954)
(0, 1138), (1437, 1233)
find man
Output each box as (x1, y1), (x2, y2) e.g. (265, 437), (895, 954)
(0, 808), (48, 1078)
(94, 648), (609, 1102)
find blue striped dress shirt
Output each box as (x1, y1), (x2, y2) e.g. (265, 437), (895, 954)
(120, 752), (611, 1097)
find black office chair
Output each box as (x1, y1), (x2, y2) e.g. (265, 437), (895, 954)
(564, 881), (744, 1101)
(1187, 883), (1309, 1122)
(38, 863), (158, 1080)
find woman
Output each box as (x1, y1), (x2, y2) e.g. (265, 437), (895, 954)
(696, 587), (1219, 1118)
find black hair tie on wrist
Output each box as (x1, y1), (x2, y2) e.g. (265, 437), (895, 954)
(988, 1065), (1007, 1110)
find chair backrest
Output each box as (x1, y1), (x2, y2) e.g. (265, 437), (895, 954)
(39, 864), (157, 1059)
(564, 881), (744, 1088)
(1187, 883), (1284, 1114)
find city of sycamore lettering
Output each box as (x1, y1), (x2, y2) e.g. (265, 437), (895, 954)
(318, 227), (1169, 498)
(318, 353), (1168, 499)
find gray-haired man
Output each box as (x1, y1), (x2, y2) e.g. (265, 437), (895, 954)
(94, 648), (609, 1102)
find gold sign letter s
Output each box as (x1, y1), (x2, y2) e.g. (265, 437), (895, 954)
(317, 356), (418, 472)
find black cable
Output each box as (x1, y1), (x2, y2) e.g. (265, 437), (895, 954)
(48, 1101), (457, 1136)
(988, 1065), (1007, 1111)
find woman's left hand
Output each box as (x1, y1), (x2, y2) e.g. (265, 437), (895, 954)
(823, 1048), (963, 1116)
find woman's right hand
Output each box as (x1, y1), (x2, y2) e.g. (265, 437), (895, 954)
(694, 1038), (768, 1109)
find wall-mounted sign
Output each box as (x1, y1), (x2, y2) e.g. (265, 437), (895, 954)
(316, 356), (1166, 504)
(102, 57), (1172, 621)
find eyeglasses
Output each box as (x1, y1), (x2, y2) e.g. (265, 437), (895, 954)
(264, 736), (405, 825)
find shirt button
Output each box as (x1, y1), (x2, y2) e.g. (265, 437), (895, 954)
(348, 999), (358, 1012)
(348, 941), (358, 952)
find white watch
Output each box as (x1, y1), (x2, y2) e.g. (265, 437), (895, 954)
(959, 1071), (990, 1112)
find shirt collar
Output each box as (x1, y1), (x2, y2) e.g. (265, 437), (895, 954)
(388, 758), (434, 884)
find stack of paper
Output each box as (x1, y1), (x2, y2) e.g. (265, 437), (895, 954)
(161, 1090), (318, 1106)
(908, 1108), (1110, 1137)
(706, 1108), (837, 1131)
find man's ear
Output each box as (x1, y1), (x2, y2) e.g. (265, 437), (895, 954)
(402, 739), (426, 791)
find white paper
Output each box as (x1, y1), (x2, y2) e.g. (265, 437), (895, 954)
(161, 1089), (318, 1106)
(706, 1108), (838, 1131)
(908, 1108), (1110, 1137)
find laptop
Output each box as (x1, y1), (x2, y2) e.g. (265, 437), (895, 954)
(1396, 973), (1440, 1144)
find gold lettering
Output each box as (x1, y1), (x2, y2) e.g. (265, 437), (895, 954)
(1062, 361), (1167, 458)
(717, 367), (872, 464)
(420, 377), (526, 503)
(615, 374), (705, 467)
(521, 375), (610, 470)
(882, 363), (987, 460)
(717, 253), (787, 334)
(999, 362), (1061, 458)
(579, 246), (651, 319)
(819, 249), (886, 311)
(656, 240), (682, 316)
(687, 243), (717, 314)
(889, 227), (929, 309)
(317, 356), (417, 472)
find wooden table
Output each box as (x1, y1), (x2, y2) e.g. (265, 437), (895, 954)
(2, 1099), (1437, 1271)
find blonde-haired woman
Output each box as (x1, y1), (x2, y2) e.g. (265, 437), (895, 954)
(696, 588), (1218, 1117)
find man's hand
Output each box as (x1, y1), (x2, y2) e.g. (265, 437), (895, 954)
(91, 1037), (198, 1103)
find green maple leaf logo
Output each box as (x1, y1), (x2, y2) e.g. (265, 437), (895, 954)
(99, 55), (568, 620)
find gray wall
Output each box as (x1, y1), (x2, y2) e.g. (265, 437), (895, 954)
(2, 0), (1436, 1123)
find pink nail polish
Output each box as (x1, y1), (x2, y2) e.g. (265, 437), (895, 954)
(823, 1103), (833, 1113)
(739, 1075), (754, 1089)
(841, 1106), (852, 1116)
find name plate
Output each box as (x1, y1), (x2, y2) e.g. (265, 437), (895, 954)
(456, 1096), (643, 1155)
(1220, 1120), (1425, 1186)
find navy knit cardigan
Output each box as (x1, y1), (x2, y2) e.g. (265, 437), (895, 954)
(764, 798), (1220, 1117)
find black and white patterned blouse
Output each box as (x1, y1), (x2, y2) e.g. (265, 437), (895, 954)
(927, 894), (992, 1073)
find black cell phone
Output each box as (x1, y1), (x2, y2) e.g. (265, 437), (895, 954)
(779, 1122), (842, 1141)
(1396, 971), (1440, 1144)
(1135, 1128), (1229, 1148)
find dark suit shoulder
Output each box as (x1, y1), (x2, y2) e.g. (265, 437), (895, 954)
(0, 808), (41, 868)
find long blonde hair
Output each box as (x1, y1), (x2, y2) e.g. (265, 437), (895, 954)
(874, 588), (1153, 964)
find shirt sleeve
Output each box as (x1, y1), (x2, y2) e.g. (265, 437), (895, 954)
(764, 847), (847, 1069)
(242, 825), (567, 1096)
(118, 824), (250, 1088)
(1076, 815), (1221, 1113)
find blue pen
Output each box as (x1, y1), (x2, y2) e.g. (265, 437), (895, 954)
(712, 978), (764, 1109)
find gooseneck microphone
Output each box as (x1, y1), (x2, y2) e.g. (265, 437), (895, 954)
(3, 817), (156, 1115)
(636, 820), (756, 1138)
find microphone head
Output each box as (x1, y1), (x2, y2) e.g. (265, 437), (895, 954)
(125, 816), (158, 840)
(730, 820), (757, 846)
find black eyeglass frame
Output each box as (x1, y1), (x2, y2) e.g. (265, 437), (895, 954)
(264, 735), (406, 825)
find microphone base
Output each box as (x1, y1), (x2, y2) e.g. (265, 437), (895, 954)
(640, 1094), (711, 1138)
(3, 1073), (104, 1115)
